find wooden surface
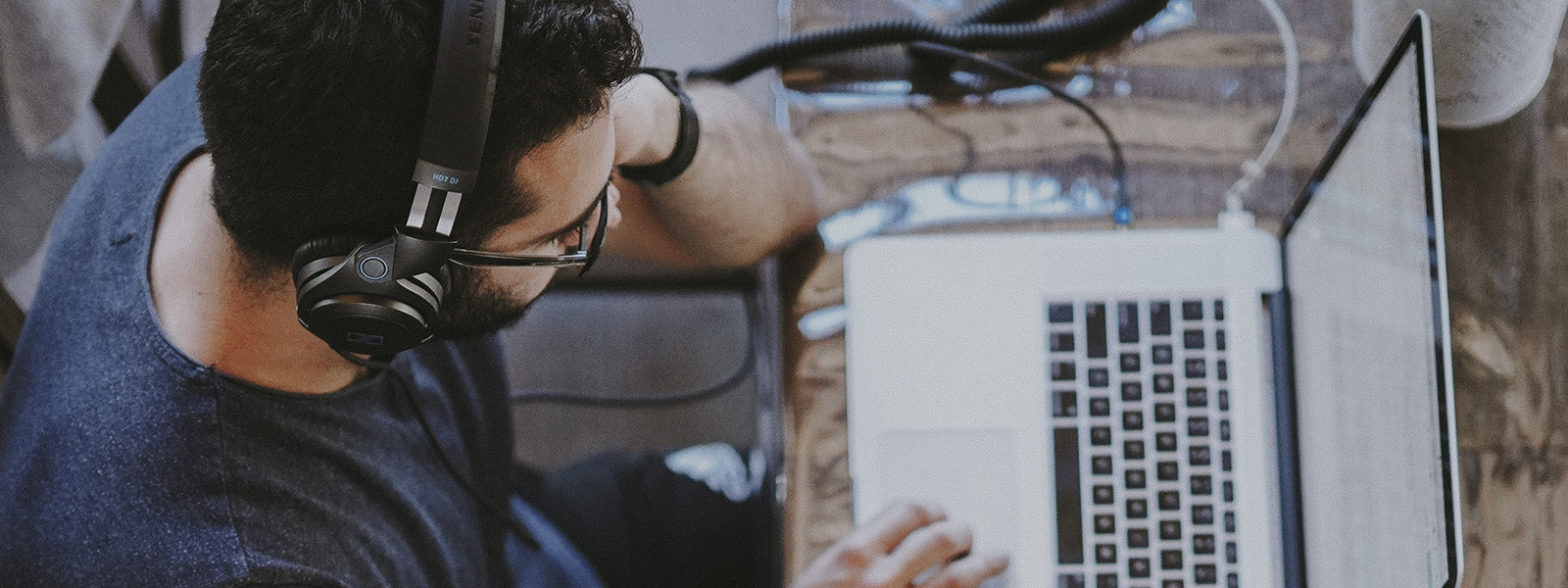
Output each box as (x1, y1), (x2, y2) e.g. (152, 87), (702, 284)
(774, 0), (1568, 585)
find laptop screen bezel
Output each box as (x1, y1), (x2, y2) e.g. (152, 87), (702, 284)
(1276, 12), (1459, 588)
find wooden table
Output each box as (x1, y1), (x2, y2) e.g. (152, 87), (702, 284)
(773, 0), (1568, 585)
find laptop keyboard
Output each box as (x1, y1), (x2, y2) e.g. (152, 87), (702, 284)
(1046, 297), (1240, 587)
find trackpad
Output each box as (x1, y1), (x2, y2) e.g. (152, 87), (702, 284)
(875, 428), (1020, 561)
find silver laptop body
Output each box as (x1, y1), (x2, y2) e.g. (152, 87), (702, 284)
(844, 13), (1460, 588)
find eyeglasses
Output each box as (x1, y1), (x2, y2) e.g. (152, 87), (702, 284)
(448, 183), (609, 275)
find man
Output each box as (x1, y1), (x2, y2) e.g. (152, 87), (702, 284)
(0, 0), (1008, 586)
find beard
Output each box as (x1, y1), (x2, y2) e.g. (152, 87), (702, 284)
(431, 264), (538, 339)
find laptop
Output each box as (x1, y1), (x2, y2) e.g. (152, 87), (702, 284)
(843, 12), (1460, 588)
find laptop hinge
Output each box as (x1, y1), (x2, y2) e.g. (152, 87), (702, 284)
(1265, 290), (1307, 588)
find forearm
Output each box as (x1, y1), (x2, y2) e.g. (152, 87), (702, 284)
(611, 81), (821, 268)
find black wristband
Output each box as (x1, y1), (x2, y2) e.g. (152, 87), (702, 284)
(619, 68), (700, 186)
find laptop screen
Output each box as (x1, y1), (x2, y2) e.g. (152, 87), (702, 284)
(1281, 14), (1458, 587)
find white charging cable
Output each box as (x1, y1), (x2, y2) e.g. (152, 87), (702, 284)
(1222, 0), (1300, 220)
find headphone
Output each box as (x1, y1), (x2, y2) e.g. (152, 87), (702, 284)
(292, 0), (506, 357)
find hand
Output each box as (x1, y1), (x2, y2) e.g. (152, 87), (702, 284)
(791, 502), (1010, 588)
(610, 72), (681, 168)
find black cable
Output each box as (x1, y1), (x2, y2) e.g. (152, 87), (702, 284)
(334, 348), (394, 372)
(906, 0), (1067, 77)
(381, 366), (544, 551)
(912, 43), (1132, 225)
(510, 293), (761, 408)
(688, 0), (1169, 83)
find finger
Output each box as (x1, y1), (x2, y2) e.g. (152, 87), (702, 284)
(846, 501), (948, 554)
(873, 520), (974, 586)
(915, 552), (1011, 588)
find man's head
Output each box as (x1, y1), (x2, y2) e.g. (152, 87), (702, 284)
(197, 0), (642, 336)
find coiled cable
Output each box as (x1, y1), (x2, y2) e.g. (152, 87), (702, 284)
(690, 0), (1171, 83)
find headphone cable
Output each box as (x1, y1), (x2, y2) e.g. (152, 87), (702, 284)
(367, 362), (544, 551)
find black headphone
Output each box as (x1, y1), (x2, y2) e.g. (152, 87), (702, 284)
(292, 0), (505, 357)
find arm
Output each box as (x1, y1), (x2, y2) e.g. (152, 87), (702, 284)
(608, 73), (821, 268)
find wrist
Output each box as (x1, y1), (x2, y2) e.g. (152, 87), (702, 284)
(619, 68), (700, 185)
(622, 73), (681, 166)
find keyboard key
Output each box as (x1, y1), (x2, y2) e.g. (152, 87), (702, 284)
(1184, 359), (1206, 379)
(1127, 499), (1148, 519)
(1128, 527), (1150, 547)
(1051, 332), (1076, 352)
(1124, 411), (1145, 431)
(1053, 361), (1077, 381)
(1222, 450), (1232, 472)
(1059, 574), (1086, 588)
(1130, 557), (1152, 578)
(1154, 373), (1174, 393)
(1126, 469), (1147, 489)
(1164, 581), (1185, 588)
(1215, 330), (1226, 351)
(1217, 360), (1228, 381)
(1152, 345), (1174, 365)
(1122, 382), (1143, 401)
(1226, 542), (1238, 563)
(1183, 329), (1205, 350)
(1121, 352), (1142, 373)
(1090, 397), (1112, 416)
(1054, 391), (1078, 417)
(1092, 455), (1113, 475)
(1159, 519), (1182, 540)
(1049, 303), (1075, 323)
(1223, 481), (1234, 503)
(1087, 303), (1108, 358)
(1096, 544), (1117, 564)
(1157, 461), (1179, 481)
(1182, 300), (1203, 320)
(1224, 511), (1236, 533)
(1191, 475), (1213, 496)
(1188, 416), (1210, 437)
(1193, 534), (1216, 554)
(1158, 491), (1180, 511)
(1095, 514), (1116, 534)
(1185, 387), (1208, 408)
(1155, 403), (1176, 423)
(1097, 573), (1118, 588)
(1156, 432), (1177, 452)
(1195, 564), (1218, 585)
(1118, 302), (1141, 344)
(1162, 549), (1184, 570)
(1054, 428), (1085, 565)
(1189, 446), (1211, 467)
(1193, 504), (1215, 525)
(1150, 302), (1172, 336)
(1218, 390), (1229, 411)
(1213, 300), (1225, 321)
(1093, 485), (1114, 504)
(1228, 573), (1239, 588)
(1091, 426), (1112, 446)
(1125, 440), (1146, 460)
(1219, 420), (1231, 442)
(1089, 368), (1110, 388)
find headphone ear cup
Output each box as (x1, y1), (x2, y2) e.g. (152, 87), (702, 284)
(292, 235), (366, 278)
(292, 234), (449, 355)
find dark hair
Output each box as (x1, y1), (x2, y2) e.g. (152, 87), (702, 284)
(198, 0), (643, 268)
